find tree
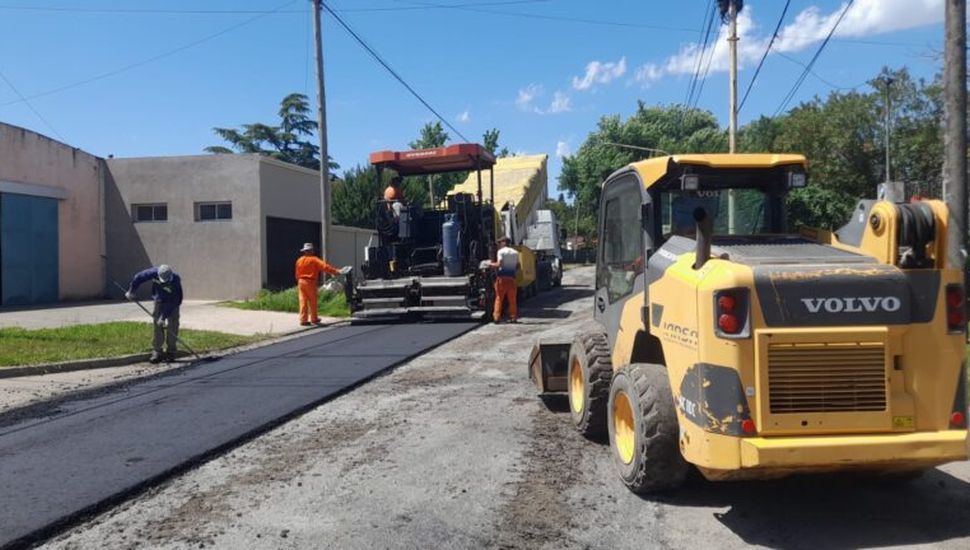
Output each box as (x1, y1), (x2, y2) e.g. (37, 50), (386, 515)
(205, 93), (338, 171)
(559, 103), (727, 240)
(403, 121), (461, 205)
(483, 128), (510, 157)
(332, 164), (384, 229)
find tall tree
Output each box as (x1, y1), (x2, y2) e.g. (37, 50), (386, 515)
(205, 93), (338, 171)
(332, 164), (384, 229)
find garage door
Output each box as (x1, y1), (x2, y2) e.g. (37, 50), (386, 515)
(265, 216), (320, 290)
(1, 193), (59, 305)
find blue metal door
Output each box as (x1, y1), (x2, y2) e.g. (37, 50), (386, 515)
(0, 193), (59, 305)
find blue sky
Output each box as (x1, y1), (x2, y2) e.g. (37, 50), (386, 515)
(0, 0), (948, 196)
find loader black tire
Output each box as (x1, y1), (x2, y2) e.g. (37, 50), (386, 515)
(568, 332), (613, 439)
(608, 362), (688, 494)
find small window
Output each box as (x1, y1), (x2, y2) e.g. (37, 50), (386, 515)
(596, 178), (643, 303)
(132, 203), (167, 223)
(196, 201), (232, 222)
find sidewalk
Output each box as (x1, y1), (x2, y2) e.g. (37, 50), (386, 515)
(0, 300), (340, 336)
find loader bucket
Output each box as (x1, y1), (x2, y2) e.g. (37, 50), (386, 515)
(528, 341), (571, 393)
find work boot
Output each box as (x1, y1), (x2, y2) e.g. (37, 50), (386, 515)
(164, 352), (176, 363)
(509, 318), (519, 324)
(300, 322), (312, 327)
(149, 351), (162, 364)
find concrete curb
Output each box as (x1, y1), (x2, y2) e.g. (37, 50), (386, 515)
(0, 353), (152, 379)
(0, 319), (351, 380)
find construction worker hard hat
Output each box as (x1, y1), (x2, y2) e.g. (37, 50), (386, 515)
(157, 264), (173, 283)
(300, 242), (315, 252)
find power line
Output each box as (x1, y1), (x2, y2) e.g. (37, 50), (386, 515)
(691, 19), (720, 111)
(737, 0), (790, 113)
(399, 0), (697, 32)
(0, 68), (66, 141)
(685, 1), (717, 109)
(775, 51), (867, 91)
(0, 1), (550, 15)
(773, 0), (855, 116)
(320, 1), (470, 142)
(0, 0), (298, 107)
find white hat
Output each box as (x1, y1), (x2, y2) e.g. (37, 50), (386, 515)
(300, 242), (315, 252)
(157, 264), (173, 282)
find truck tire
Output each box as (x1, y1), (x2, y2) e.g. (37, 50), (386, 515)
(568, 332), (613, 439)
(608, 362), (688, 494)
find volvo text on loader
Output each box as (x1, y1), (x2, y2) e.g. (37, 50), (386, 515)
(528, 154), (968, 493)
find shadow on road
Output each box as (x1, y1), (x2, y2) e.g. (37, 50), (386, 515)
(536, 394), (970, 548)
(655, 466), (970, 548)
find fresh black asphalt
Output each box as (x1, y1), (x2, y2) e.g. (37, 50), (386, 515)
(0, 321), (477, 549)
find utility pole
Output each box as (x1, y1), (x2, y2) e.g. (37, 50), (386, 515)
(943, 0), (967, 271)
(725, 0), (740, 232)
(881, 75), (894, 183)
(727, 0), (738, 154)
(312, 0), (332, 261)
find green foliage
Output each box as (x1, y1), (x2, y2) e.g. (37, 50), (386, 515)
(559, 103), (727, 239)
(205, 93), (338, 171)
(0, 322), (261, 367)
(227, 287), (349, 317)
(483, 128), (510, 157)
(333, 164), (384, 229)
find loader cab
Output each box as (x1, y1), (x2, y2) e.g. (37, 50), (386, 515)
(594, 156), (807, 336)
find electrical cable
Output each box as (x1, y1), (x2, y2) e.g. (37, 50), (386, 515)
(775, 51), (867, 91)
(773, 0), (855, 116)
(320, 1), (470, 142)
(685, 1), (716, 109)
(0, 68), (66, 141)
(737, 0), (790, 113)
(0, 1), (551, 15)
(0, 0), (299, 107)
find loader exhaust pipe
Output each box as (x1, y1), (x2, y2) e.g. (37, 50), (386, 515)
(693, 207), (713, 270)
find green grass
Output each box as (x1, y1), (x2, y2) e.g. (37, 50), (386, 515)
(0, 321), (263, 367)
(224, 286), (350, 317)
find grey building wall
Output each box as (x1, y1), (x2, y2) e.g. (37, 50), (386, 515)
(105, 155), (262, 300)
(107, 154), (375, 300)
(257, 158), (373, 277)
(0, 122), (105, 301)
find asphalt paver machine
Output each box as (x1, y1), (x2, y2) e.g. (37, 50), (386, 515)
(349, 143), (501, 321)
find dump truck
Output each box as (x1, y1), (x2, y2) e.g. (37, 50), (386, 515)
(348, 144), (500, 321)
(528, 153), (968, 493)
(451, 154), (562, 299)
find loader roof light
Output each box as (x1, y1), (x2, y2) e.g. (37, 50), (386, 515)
(682, 173), (700, 191)
(788, 171), (807, 189)
(951, 411), (966, 428)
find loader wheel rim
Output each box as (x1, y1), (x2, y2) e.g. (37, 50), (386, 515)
(613, 390), (636, 465)
(569, 359), (585, 414)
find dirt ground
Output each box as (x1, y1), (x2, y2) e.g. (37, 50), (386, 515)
(43, 267), (970, 549)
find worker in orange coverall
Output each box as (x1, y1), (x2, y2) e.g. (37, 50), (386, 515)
(489, 236), (520, 324)
(295, 242), (351, 326)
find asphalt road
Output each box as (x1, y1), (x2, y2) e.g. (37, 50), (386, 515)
(32, 267), (970, 549)
(0, 321), (477, 549)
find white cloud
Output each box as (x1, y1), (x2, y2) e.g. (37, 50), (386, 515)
(515, 84), (571, 115)
(633, 0), (943, 88)
(634, 63), (663, 87)
(516, 83), (542, 112)
(556, 141), (571, 158)
(572, 56), (627, 91)
(456, 110), (470, 123)
(547, 91), (572, 114)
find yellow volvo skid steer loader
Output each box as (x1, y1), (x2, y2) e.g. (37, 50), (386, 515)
(529, 154), (968, 493)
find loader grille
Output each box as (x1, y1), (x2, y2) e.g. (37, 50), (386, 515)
(767, 342), (887, 413)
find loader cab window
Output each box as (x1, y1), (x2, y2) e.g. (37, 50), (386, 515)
(660, 188), (771, 239)
(597, 178), (643, 303)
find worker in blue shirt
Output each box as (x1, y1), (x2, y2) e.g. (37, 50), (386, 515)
(125, 264), (183, 363)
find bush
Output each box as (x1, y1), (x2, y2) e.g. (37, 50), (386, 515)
(227, 286), (349, 317)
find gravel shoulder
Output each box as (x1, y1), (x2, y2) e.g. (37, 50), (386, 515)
(42, 267), (970, 550)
